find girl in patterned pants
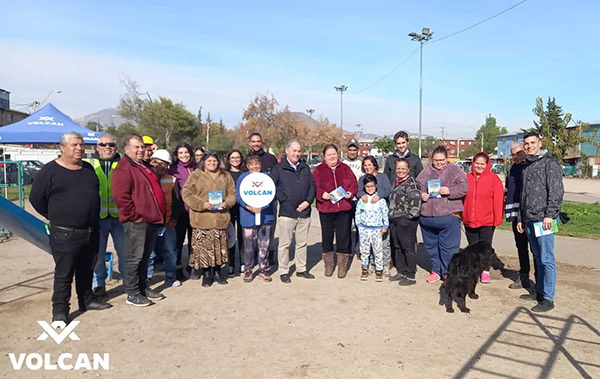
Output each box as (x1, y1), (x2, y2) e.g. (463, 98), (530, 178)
(355, 174), (389, 282)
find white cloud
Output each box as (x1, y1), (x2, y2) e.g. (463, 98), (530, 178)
(0, 39), (530, 138)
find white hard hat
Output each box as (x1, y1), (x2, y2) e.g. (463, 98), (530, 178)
(151, 149), (172, 164)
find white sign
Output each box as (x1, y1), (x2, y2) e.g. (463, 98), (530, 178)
(239, 172), (276, 225)
(7, 321), (110, 371)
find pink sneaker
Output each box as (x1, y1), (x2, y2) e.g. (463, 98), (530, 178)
(426, 272), (440, 283)
(481, 271), (491, 283)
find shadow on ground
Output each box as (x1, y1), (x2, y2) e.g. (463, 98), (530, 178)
(454, 306), (600, 378)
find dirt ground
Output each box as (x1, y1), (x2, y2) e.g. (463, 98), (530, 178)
(1, 218), (600, 378)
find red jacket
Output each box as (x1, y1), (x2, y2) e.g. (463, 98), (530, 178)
(462, 152), (504, 228)
(313, 160), (358, 213)
(111, 155), (166, 224)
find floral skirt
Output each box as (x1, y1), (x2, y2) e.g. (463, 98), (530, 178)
(190, 228), (228, 269)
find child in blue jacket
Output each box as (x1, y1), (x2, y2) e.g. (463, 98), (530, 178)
(355, 174), (389, 281)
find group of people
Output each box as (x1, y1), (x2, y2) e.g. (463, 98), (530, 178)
(29, 128), (563, 322)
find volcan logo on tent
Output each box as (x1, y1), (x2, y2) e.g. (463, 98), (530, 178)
(28, 116), (64, 126)
(7, 321), (110, 371)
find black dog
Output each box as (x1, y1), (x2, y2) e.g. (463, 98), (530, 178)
(440, 241), (504, 313)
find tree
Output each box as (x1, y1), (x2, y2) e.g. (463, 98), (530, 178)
(373, 136), (395, 155)
(117, 77), (147, 124)
(422, 136), (439, 158)
(138, 97), (199, 150)
(460, 146), (479, 159)
(475, 114), (508, 154)
(408, 139), (419, 155)
(525, 97), (600, 163)
(86, 121), (101, 132)
(105, 122), (140, 148)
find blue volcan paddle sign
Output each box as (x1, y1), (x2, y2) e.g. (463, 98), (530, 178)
(239, 172), (276, 225)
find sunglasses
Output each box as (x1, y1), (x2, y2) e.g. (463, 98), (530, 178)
(98, 142), (116, 147)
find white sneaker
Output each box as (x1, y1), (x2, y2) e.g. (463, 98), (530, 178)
(240, 265), (246, 273)
(383, 267), (391, 277)
(167, 279), (182, 287)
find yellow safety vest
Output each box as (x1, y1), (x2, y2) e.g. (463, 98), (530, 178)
(91, 158), (120, 219)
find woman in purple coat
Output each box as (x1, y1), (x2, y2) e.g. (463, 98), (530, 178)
(416, 146), (468, 283)
(169, 142), (196, 278)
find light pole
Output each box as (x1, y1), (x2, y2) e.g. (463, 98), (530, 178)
(334, 85), (348, 157)
(34, 89), (62, 111)
(409, 27), (434, 158)
(306, 108), (315, 118)
(306, 109), (316, 163)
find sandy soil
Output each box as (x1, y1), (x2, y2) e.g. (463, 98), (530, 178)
(2, 227), (600, 378)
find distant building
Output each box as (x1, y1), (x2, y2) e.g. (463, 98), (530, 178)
(440, 139), (477, 158)
(566, 121), (600, 163)
(497, 132), (524, 159)
(0, 89), (29, 127)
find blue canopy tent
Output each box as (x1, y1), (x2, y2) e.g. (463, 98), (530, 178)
(0, 103), (101, 144)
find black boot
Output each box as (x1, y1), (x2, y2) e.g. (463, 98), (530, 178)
(190, 267), (201, 280)
(216, 265), (228, 285)
(202, 268), (213, 287)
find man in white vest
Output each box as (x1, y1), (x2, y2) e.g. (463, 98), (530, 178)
(90, 134), (124, 295)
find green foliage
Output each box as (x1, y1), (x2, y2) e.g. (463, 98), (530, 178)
(85, 121), (101, 132)
(137, 97), (199, 151)
(373, 136), (395, 154)
(408, 138), (419, 155)
(105, 122), (139, 148)
(422, 136), (439, 158)
(206, 131), (235, 155)
(475, 114), (508, 154)
(499, 201), (600, 240)
(523, 97), (600, 163)
(460, 146), (479, 159)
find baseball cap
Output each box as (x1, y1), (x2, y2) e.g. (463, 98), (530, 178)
(347, 139), (359, 148)
(142, 135), (154, 145)
(151, 149), (172, 164)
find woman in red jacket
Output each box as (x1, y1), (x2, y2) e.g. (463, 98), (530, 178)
(313, 144), (358, 279)
(462, 151), (504, 283)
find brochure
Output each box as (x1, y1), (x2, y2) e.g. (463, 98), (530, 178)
(427, 179), (442, 198)
(533, 219), (559, 237)
(209, 190), (223, 210)
(329, 186), (348, 204)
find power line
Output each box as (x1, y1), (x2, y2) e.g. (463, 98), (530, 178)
(351, 47), (420, 95)
(427, 0), (529, 45)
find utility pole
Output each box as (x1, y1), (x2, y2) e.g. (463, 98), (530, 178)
(409, 28), (434, 158)
(306, 109), (315, 163)
(334, 85), (348, 158)
(441, 126), (447, 142)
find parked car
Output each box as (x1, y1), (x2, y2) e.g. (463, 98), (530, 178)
(0, 160), (44, 185)
(491, 163), (504, 174)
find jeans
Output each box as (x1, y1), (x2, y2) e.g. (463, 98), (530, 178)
(147, 227), (178, 281)
(49, 225), (99, 316)
(420, 215), (461, 276)
(123, 221), (158, 297)
(525, 221), (556, 301)
(93, 217), (125, 288)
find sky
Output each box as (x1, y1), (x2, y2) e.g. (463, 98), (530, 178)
(2, 0), (599, 139)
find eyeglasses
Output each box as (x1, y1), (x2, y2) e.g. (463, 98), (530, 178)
(98, 142), (116, 147)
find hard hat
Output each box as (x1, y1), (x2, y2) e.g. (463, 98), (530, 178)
(151, 149), (172, 164)
(142, 135), (154, 145)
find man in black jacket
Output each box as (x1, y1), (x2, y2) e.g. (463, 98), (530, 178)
(383, 131), (423, 182)
(504, 141), (536, 290)
(270, 139), (316, 283)
(517, 132), (564, 312)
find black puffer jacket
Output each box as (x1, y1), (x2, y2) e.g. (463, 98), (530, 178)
(519, 150), (564, 223)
